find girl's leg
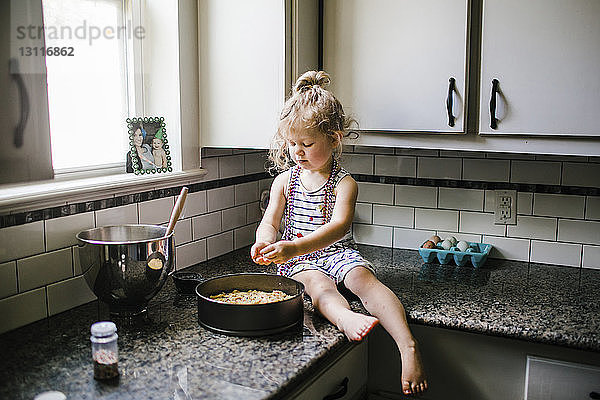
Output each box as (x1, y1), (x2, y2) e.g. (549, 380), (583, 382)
(343, 266), (428, 395)
(293, 270), (379, 341)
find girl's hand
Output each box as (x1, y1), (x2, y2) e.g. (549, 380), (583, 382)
(251, 241), (273, 265)
(260, 241), (298, 264)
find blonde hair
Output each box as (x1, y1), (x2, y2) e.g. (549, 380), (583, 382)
(268, 71), (355, 173)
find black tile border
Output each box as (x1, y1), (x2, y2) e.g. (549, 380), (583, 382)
(352, 174), (600, 197)
(1, 171), (598, 229)
(0, 172), (271, 229)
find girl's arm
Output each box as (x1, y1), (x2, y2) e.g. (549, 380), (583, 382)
(250, 171), (288, 264)
(260, 175), (357, 263)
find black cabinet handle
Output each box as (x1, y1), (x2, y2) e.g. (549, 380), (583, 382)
(446, 77), (456, 127)
(590, 391), (600, 399)
(9, 58), (30, 148)
(323, 377), (349, 400)
(489, 78), (499, 130)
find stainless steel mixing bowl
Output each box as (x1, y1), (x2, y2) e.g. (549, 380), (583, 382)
(76, 225), (175, 315)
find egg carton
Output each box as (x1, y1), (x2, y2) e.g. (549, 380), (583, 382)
(418, 241), (493, 268)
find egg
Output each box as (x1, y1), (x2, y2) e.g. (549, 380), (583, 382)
(429, 235), (441, 244)
(456, 241), (469, 252)
(447, 236), (458, 246)
(422, 240), (436, 249)
(440, 239), (452, 250)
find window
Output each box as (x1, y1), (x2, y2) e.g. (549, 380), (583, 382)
(42, 0), (133, 173)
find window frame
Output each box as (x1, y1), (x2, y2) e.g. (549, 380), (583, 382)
(0, 0), (201, 214)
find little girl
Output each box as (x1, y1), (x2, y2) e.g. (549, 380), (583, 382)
(251, 71), (428, 395)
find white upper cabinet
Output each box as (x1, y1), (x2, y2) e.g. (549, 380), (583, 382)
(323, 0), (469, 133)
(198, 0), (289, 149)
(479, 0), (600, 136)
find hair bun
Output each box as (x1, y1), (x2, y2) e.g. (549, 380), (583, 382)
(293, 70), (331, 93)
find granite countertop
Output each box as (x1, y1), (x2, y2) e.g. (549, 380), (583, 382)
(1, 245), (599, 399)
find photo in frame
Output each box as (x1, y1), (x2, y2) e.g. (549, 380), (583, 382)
(126, 117), (172, 174)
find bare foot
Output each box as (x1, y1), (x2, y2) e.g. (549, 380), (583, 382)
(336, 310), (379, 341)
(400, 343), (428, 395)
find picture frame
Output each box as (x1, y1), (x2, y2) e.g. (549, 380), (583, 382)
(126, 117), (172, 175)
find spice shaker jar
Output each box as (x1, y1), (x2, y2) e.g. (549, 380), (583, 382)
(90, 321), (119, 380)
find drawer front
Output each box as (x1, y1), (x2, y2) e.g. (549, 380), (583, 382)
(525, 356), (600, 400)
(291, 341), (368, 400)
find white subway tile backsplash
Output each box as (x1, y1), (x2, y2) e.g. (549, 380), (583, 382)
(562, 163), (600, 188)
(462, 159), (510, 182)
(247, 202), (262, 224)
(200, 157), (219, 181)
(395, 148), (439, 157)
(95, 204), (138, 227)
(219, 155), (245, 179)
(47, 275), (96, 316)
(174, 218), (193, 245)
(483, 235), (530, 261)
(0, 288), (47, 334)
(517, 192), (533, 215)
(374, 155), (416, 177)
(582, 245), (600, 269)
(222, 205), (247, 231)
(244, 152), (267, 174)
(395, 185), (437, 208)
(17, 248), (73, 292)
(440, 151), (486, 159)
(0, 261), (17, 299)
(438, 188), (484, 211)
(203, 148), (232, 157)
(341, 153), (374, 175)
(437, 231), (483, 244)
(354, 203), (373, 224)
(414, 209), (458, 232)
(372, 205), (413, 228)
(507, 216), (557, 241)
(259, 178), (274, 193)
(511, 161), (561, 185)
(234, 224), (257, 250)
(175, 239), (207, 270)
(207, 231), (234, 259)
(530, 241), (581, 268)
(235, 182), (259, 205)
(533, 193), (585, 219)
(459, 211), (506, 236)
(354, 146), (395, 154)
(0, 221), (44, 263)
(486, 152), (535, 160)
(586, 196), (600, 220)
(192, 212), (221, 240)
(183, 191), (207, 218)
(138, 198), (174, 225)
(393, 227), (435, 250)
(417, 157), (462, 180)
(46, 212), (95, 252)
(353, 224), (392, 247)
(357, 182), (394, 205)
(207, 186), (235, 212)
(558, 219), (600, 245)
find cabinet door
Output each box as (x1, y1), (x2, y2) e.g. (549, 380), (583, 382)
(198, 0), (289, 149)
(479, 0), (600, 136)
(323, 0), (469, 133)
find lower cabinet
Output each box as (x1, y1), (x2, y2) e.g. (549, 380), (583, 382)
(367, 324), (600, 400)
(288, 340), (368, 400)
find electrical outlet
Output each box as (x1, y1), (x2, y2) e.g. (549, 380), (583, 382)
(494, 190), (517, 225)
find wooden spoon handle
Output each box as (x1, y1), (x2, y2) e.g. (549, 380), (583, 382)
(166, 187), (188, 236)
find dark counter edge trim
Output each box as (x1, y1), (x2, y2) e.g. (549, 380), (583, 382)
(2, 172), (598, 229)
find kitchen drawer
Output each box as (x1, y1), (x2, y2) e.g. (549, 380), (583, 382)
(525, 356), (600, 400)
(289, 340), (368, 400)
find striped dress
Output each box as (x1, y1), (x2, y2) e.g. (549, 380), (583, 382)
(277, 161), (371, 282)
